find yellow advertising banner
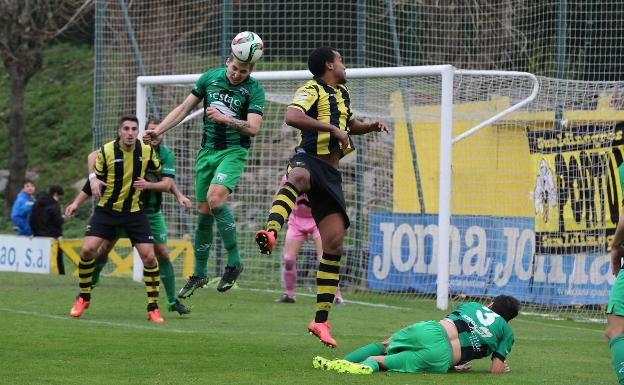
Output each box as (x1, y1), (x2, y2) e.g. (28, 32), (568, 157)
(528, 125), (623, 253)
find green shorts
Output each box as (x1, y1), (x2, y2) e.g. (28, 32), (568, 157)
(195, 147), (249, 202)
(385, 320), (453, 373)
(116, 211), (167, 245)
(608, 269), (624, 315)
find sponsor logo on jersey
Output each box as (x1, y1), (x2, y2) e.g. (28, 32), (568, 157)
(207, 91), (243, 111)
(211, 102), (236, 117)
(294, 92), (309, 103)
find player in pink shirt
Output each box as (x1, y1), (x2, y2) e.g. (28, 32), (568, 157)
(274, 175), (344, 304)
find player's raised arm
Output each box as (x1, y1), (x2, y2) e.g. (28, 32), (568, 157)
(145, 93), (202, 140)
(285, 107), (349, 149)
(205, 108), (263, 137)
(348, 118), (389, 135)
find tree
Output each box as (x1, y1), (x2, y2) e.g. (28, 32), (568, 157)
(0, 0), (93, 216)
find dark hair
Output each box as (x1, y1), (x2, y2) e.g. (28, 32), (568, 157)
(23, 179), (34, 186)
(118, 114), (139, 128)
(49, 185), (64, 196)
(489, 295), (520, 322)
(145, 117), (161, 130)
(308, 47), (338, 77)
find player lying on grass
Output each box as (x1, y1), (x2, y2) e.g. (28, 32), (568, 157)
(313, 295), (520, 375)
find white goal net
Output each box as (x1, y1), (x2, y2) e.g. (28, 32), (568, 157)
(134, 67), (608, 314)
(97, 0), (624, 320)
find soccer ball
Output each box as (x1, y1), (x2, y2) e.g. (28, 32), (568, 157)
(231, 31), (264, 64)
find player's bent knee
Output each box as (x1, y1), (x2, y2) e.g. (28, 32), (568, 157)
(142, 256), (157, 268)
(284, 258), (296, 270)
(322, 238), (343, 255)
(606, 315), (624, 340)
(207, 197), (224, 211)
(606, 325), (624, 340)
(154, 245), (169, 259)
(287, 170), (310, 191)
(197, 201), (212, 215)
(80, 247), (96, 259)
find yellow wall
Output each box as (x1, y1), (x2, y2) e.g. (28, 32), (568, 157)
(55, 237), (194, 277)
(392, 92), (624, 217)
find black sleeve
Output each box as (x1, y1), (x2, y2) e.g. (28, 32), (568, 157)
(82, 179), (92, 196)
(51, 203), (64, 227)
(492, 352), (506, 362)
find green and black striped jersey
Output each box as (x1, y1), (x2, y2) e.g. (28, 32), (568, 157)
(446, 302), (515, 362)
(191, 67), (265, 150)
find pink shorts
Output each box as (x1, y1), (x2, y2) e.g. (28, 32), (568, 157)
(285, 213), (320, 241)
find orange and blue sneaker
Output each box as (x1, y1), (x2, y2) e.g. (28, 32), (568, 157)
(308, 320), (337, 348)
(330, 359), (373, 374)
(69, 296), (90, 318)
(255, 230), (276, 255)
(147, 308), (165, 324)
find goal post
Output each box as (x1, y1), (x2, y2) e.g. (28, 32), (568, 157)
(135, 65), (542, 311)
(437, 69), (540, 310)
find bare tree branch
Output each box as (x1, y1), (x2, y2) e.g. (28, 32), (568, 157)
(53, 0), (94, 39)
(0, 0), (93, 216)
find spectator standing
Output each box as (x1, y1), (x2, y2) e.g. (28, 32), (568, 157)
(11, 179), (36, 235)
(30, 185), (65, 274)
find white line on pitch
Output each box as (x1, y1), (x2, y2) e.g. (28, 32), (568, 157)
(0, 307), (303, 336)
(243, 287), (412, 310)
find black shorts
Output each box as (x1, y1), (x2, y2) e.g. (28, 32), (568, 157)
(288, 152), (350, 229)
(86, 207), (154, 244)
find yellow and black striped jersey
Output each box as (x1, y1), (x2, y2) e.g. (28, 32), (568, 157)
(288, 77), (355, 157)
(94, 139), (161, 213)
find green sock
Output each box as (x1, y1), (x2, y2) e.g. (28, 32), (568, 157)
(344, 342), (384, 363)
(610, 334), (624, 384)
(158, 256), (176, 304)
(212, 205), (240, 268)
(194, 213), (214, 277)
(91, 254), (109, 287)
(361, 359), (380, 372)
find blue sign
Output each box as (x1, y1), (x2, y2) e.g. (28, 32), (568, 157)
(368, 213), (613, 305)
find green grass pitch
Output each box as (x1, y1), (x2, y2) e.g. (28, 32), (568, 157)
(0, 272), (613, 385)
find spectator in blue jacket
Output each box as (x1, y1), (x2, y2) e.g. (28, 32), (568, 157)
(11, 179), (36, 235)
